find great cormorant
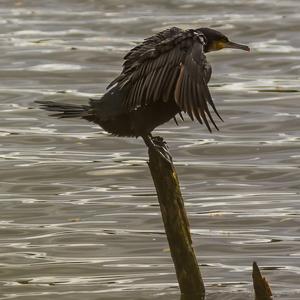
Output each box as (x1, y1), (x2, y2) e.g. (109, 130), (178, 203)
(37, 27), (249, 156)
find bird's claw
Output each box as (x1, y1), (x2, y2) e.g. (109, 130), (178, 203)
(150, 136), (173, 164)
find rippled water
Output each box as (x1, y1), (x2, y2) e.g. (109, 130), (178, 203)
(0, 0), (299, 299)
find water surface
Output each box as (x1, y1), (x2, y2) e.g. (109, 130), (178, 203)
(0, 0), (299, 299)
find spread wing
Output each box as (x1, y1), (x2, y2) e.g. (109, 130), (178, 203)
(108, 27), (222, 131)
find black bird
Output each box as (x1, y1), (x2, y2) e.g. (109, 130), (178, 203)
(37, 27), (249, 157)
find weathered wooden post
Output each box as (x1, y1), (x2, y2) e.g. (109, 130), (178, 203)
(252, 262), (273, 300)
(146, 138), (276, 300)
(147, 141), (205, 299)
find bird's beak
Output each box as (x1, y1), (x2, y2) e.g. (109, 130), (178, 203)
(225, 41), (250, 51)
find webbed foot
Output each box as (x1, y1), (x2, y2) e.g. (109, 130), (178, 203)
(142, 135), (172, 164)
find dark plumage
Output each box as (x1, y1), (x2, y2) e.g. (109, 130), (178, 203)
(37, 27), (249, 140)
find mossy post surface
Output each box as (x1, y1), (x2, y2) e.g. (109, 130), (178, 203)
(147, 144), (205, 299)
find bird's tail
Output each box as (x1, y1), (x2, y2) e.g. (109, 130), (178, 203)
(36, 100), (93, 119)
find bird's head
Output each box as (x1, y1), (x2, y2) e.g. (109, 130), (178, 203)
(197, 28), (250, 53)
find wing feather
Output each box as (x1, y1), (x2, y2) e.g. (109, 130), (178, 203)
(200, 79), (219, 130)
(109, 27), (222, 131)
(164, 66), (180, 101)
(153, 66), (167, 100)
(174, 35), (222, 130)
(190, 81), (202, 124)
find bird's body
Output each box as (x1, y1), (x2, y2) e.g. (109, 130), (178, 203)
(89, 85), (181, 137)
(38, 27), (249, 143)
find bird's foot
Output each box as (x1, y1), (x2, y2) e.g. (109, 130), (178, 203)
(153, 136), (173, 164)
(143, 135), (173, 164)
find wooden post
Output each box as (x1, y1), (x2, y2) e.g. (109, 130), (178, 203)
(252, 262), (273, 300)
(147, 143), (205, 299)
